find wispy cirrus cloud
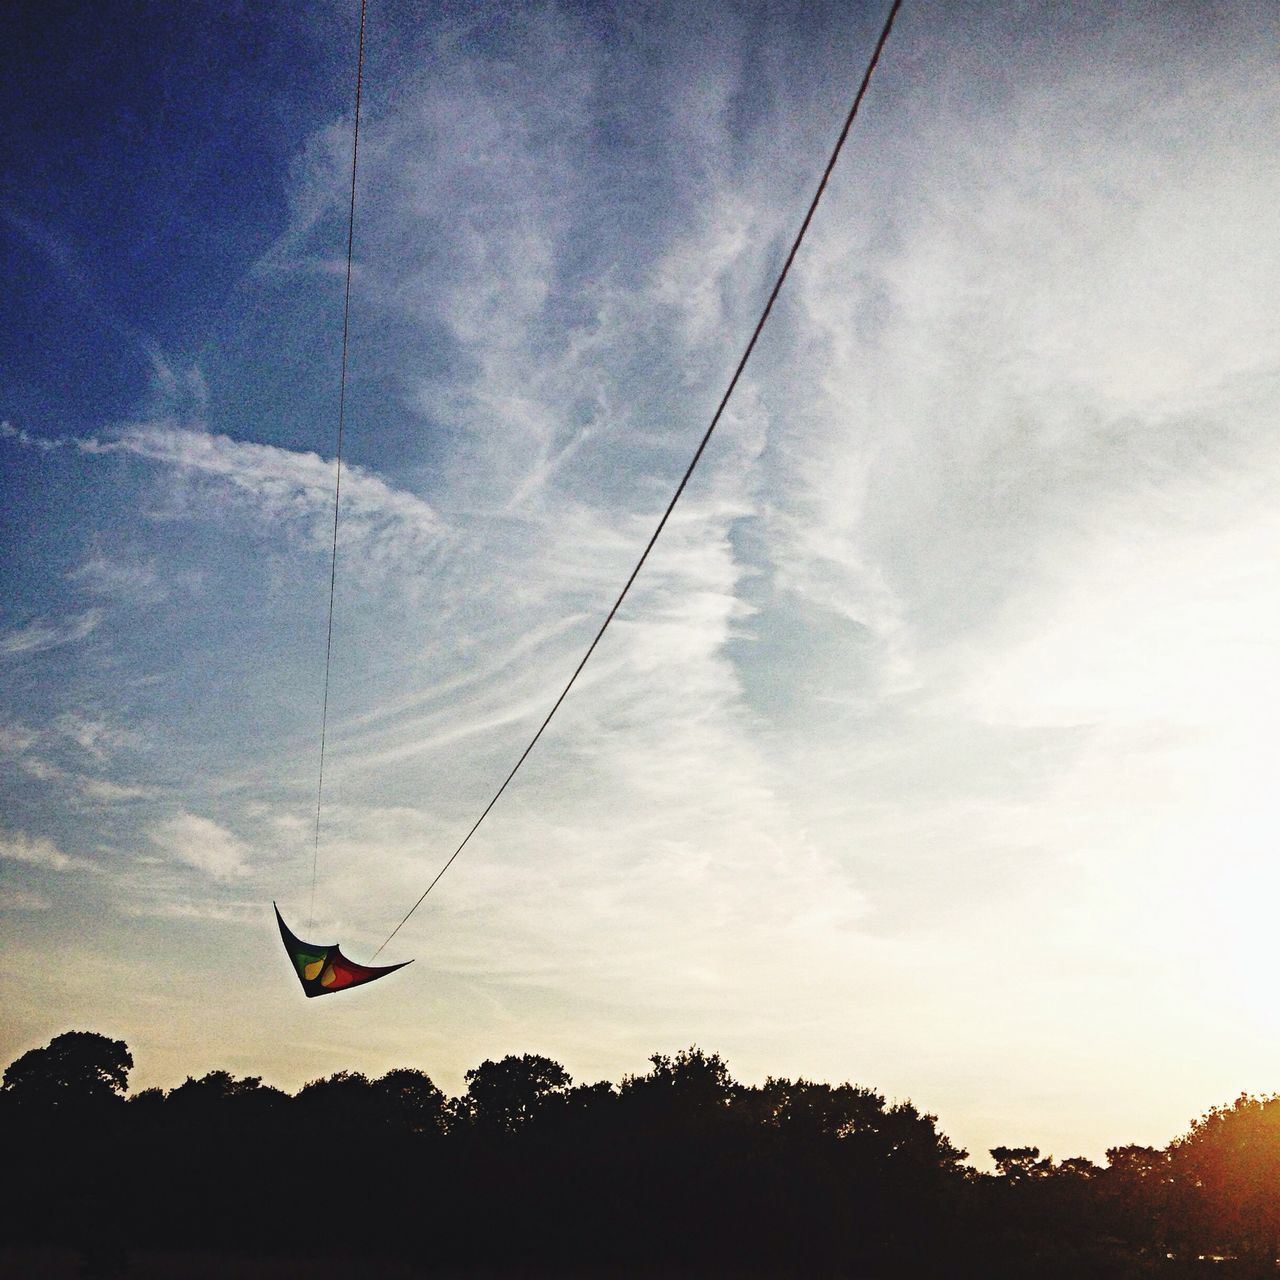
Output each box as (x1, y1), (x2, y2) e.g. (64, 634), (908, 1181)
(0, 609), (103, 656)
(80, 422), (445, 569)
(0, 715), (152, 806)
(77, 778), (155, 804)
(0, 420), (63, 452)
(66, 554), (167, 604)
(55, 713), (144, 761)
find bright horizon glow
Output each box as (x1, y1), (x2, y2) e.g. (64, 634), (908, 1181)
(2, 0), (1279, 1168)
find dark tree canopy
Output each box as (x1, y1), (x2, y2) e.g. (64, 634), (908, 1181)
(462, 1053), (572, 1133)
(371, 1068), (447, 1136)
(2, 1031), (1278, 1278)
(165, 1071), (288, 1121)
(1, 1031), (132, 1107)
(1168, 1092), (1280, 1264)
(751, 1075), (887, 1138)
(991, 1144), (1043, 1178)
(622, 1045), (735, 1107)
(619, 1045), (739, 1135)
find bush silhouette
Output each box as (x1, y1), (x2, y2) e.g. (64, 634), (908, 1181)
(2, 1029), (1278, 1277)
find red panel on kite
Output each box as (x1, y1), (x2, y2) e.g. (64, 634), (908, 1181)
(274, 904), (412, 998)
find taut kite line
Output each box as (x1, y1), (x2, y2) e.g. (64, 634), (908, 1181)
(276, 0), (904, 991)
(275, 0), (381, 996)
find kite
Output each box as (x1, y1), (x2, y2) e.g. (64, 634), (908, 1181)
(275, 904), (411, 998)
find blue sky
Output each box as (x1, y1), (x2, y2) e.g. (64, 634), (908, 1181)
(4, 0), (1280, 1165)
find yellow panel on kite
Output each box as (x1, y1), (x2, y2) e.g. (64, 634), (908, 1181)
(274, 904), (411, 998)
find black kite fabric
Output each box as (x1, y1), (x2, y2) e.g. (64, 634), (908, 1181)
(274, 904), (411, 997)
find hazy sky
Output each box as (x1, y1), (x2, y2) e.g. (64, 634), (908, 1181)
(3, 0), (1279, 1165)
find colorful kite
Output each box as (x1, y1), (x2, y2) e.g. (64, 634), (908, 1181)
(275, 904), (411, 997)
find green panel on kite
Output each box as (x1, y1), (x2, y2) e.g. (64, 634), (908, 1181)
(274, 904), (412, 998)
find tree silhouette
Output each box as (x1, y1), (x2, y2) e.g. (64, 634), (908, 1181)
(1, 1031), (132, 1108)
(991, 1145), (1046, 1180)
(1168, 1092), (1280, 1268)
(4, 1030), (1278, 1277)
(748, 1075), (885, 1139)
(1102, 1143), (1169, 1255)
(167, 1070), (287, 1113)
(372, 1067), (447, 1136)
(296, 1068), (375, 1114)
(623, 1045), (734, 1101)
(619, 1045), (739, 1135)
(461, 1053), (572, 1133)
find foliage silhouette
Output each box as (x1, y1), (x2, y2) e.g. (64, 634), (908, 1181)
(1168, 1092), (1280, 1270)
(461, 1052), (573, 1133)
(1, 1031), (1278, 1277)
(1, 1030), (132, 1109)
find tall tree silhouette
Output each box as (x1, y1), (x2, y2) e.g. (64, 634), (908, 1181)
(461, 1053), (572, 1133)
(2, 1031), (132, 1109)
(1168, 1092), (1280, 1268)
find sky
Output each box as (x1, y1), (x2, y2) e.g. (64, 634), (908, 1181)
(2, 0), (1279, 1166)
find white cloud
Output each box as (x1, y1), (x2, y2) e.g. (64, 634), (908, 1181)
(78, 778), (153, 803)
(56, 713), (142, 761)
(0, 420), (63, 452)
(0, 717), (148, 800)
(81, 423), (445, 571)
(144, 353), (208, 419)
(121, 896), (263, 923)
(67, 554), (166, 604)
(148, 813), (248, 880)
(0, 609), (102, 656)
(0, 829), (80, 872)
(20, 757), (66, 782)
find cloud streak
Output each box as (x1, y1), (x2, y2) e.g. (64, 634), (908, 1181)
(82, 423), (445, 568)
(1, 421), (63, 453)
(0, 610), (103, 656)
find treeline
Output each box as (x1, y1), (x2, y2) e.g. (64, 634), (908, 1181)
(2, 1031), (1278, 1278)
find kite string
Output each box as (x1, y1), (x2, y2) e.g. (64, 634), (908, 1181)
(311, 0), (368, 933)
(371, 0), (903, 960)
